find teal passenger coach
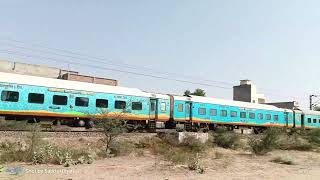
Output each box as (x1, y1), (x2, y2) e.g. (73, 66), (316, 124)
(0, 72), (319, 131)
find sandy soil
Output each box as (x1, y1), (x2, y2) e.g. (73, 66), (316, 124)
(0, 133), (319, 180)
(1, 147), (319, 180)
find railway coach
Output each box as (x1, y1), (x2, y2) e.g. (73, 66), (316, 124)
(0, 72), (319, 131)
(0, 72), (170, 129)
(170, 95), (295, 132)
(300, 110), (320, 129)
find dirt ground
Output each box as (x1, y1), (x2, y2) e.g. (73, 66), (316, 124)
(0, 134), (319, 180)
(0, 148), (319, 180)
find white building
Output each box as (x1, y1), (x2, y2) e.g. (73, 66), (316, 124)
(233, 80), (266, 104)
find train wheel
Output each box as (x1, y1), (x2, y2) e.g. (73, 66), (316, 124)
(53, 120), (61, 126)
(77, 120), (86, 127)
(253, 127), (266, 134)
(27, 117), (39, 123)
(85, 120), (94, 129)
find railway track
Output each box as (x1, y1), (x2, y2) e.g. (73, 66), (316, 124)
(0, 128), (105, 138)
(0, 129), (104, 133)
(0, 129), (161, 139)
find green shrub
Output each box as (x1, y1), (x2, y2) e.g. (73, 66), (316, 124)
(304, 129), (320, 145)
(109, 141), (136, 157)
(0, 141), (30, 163)
(32, 143), (95, 166)
(213, 130), (240, 149)
(180, 136), (206, 153)
(249, 128), (281, 155)
(135, 133), (206, 165)
(0, 138), (95, 166)
(278, 135), (313, 151)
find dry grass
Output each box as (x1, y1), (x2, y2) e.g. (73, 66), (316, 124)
(271, 156), (295, 165)
(0, 120), (34, 130)
(135, 132), (208, 165)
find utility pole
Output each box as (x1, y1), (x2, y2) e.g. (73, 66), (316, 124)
(310, 95), (320, 110)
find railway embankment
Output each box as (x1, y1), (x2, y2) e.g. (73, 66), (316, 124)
(0, 126), (319, 179)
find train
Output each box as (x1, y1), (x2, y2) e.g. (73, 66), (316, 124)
(0, 72), (319, 132)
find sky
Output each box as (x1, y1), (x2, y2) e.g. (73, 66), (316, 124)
(0, 0), (319, 108)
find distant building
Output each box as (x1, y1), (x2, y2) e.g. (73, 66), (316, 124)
(0, 59), (117, 86)
(0, 59), (76, 78)
(265, 101), (300, 110)
(233, 80), (266, 104)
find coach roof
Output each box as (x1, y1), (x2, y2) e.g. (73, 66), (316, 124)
(190, 96), (285, 112)
(0, 72), (150, 97)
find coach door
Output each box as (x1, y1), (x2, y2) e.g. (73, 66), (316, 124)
(185, 102), (192, 121)
(284, 112), (289, 128)
(149, 99), (158, 120)
(301, 114), (305, 129)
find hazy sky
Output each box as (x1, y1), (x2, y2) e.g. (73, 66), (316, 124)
(0, 0), (319, 108)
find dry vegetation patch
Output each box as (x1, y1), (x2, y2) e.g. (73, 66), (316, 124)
(271, 156), (295, 165)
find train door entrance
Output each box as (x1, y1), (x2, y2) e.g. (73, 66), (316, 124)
(293, 111), (296, 128)
(184, 101), (192, 130)
(301, 114), (305, 129)
(149, 99), (158, 130)
(185, 102), (192, 121)
(149, 99), (158, 120)
(284, 112), (289, 128)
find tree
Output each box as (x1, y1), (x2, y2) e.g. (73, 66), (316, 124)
(184, 90), (191, 96)
(99, 117), (127, 154)
(192, 89), (206, 97)
(314, 106), (320, 111)
(94, 109), (128, 155)
(184, 89), (206, 97)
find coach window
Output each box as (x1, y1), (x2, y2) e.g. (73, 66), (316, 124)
(266, 114), (271, 120)
(258, 113), (263, 120)
(75, 97), (89, 107)
(28, 93), (44, 104)
(231, 111), (237, 117)
(249, 113), (255, 119)
(1, 91), (19, 102)
(96, 99), (108, 108)
(199, 108), (206, 115)
(221, 110), (227, 117)
(240, 112), (246, 118)
(53, 95), (67, 105)
(160, 102), (166, 112)
(178, 104), (184, 112)
(274, 115), (279, 121)
(313, 119), (317, 123)
(132, 102), (143, 111)
(210, 109), (217, 116)
(115, 101), (126, 109)
(308, 118), (311, 123)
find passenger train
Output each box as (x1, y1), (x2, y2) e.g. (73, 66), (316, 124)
(0, 72), (319, 131)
